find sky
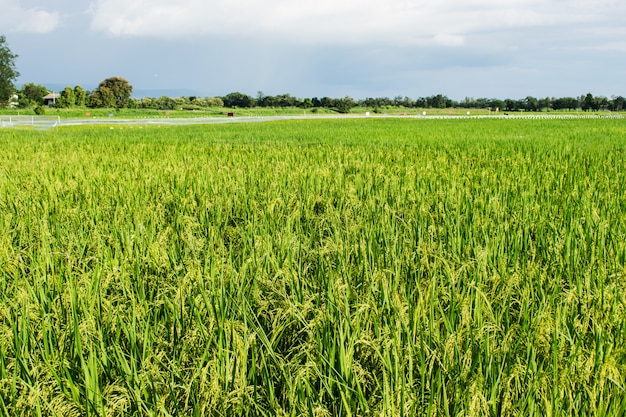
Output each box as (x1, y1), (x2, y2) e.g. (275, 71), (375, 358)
(2, 0), (625, 100)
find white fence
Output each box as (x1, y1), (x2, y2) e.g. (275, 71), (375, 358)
(0, 114), (622, 129)
(0, 115), (61, 129)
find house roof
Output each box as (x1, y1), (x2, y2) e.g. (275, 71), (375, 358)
(43, 93), (60, 99)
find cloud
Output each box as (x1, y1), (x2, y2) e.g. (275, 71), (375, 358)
(0, 1), (60, 33)
(88, 0), (625, 47)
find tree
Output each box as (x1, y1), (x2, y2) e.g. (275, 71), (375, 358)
(504, 98), (521, 112)
(89, 88), (115, 108)
(593, 96), (608, 111)
(222, 92), (254, 108)
(524, 96), (538, 112)
(18, 83), (49, 107)
(538, 97), (554, 111)
(334, 96), (357, 113)
(552, 97), (578, 111)
(157, 95), (177, 110)
(205, 97), (224, 107)
(0, 35), (20, 107)
(610, 96), (625, 112)
(90, 76), (133, 108)
(581, 93), (594, 111)
(74, 85), (87, 107)
(137, 97), (158, 109)
(426, 94), (447, 108)
(57, 86), (75, 108)
(489, 99), (505, 112)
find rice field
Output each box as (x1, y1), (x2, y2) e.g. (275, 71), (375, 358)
(0, 118), (625, 416)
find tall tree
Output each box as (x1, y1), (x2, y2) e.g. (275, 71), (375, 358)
(610, 96), (625, 112)
(19, 83), (49, 107)
(524, 96), (538, 111)
(74, 85), (87, 107)
(222, 92), (254, 108)
(581, 93), (594, 111)
(538, 97), (554, 111)
(334, 96), (357, 113)
(0, 35), (20, 107)
(57, 86), (75, 108)
(89, 87), (115, 108)
(157, 95), (177, 110)
(90, 76), (133, 108)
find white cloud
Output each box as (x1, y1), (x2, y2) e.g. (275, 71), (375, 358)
(0, 1), (60, 33)
(87, 0), (626, 47)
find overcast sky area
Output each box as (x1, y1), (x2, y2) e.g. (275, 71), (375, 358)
(2, 0), (625, 99)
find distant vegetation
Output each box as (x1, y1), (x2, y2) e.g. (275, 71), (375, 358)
(6, 78), (626, 114)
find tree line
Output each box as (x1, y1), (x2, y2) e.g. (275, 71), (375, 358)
(13, 81), (626, 114)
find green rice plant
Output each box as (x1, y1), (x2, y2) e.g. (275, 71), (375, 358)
(0, 118), (625, 416)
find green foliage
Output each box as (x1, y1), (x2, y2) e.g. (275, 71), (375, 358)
(18, 83), (49, 107)
(89, 76), (133, 108)
(57, 86), (76, 108)
(334, 96), (357, 113)
(156, 95), (177, 110)
(0, 35), (19, 107)
(73, 85), (87, 107)
(0, 119), (625, 415)
(222, 91), (255, 108)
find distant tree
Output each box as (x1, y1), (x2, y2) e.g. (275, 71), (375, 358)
(74, 85), (87, 107)
(610, 96), (625, 112)
(157, 96), (177, 110)
(190, 97), (206, 107)
(137, 97), (158, 109)
(552, 97), (576, 111)
(0, 35), (19, 107)
(89, 76), (133, 108)
(504, 99), (520, 112)
(257, 94), (275, 107)
(538, 97), (554, 111)
(57, 86), (75, 108)
(401, 96), (415, 108)
(426, 94), (448, 108)
(362, 97), (382, 108)
(459, 97), (474, 108)
(474, 98), (490, 109)
(276, 93), (297, 107)
(581, 93), (594, 111)
(334, 96), (357, 113)
(18, 83), (49, 107)
(88, 88), (114, 108)
(414, 97), (427, 108)
(593, 96), (608, 111)
(489, 99), (505, 112)
(205, 97), (224, 107)
(524, 96), (538, 112)
(222, 92), (254, 108)
(316, 97), (329, 108)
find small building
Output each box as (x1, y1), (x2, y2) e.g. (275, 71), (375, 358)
(9, 94), (18, 108)
(43, 93), (60, 106)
